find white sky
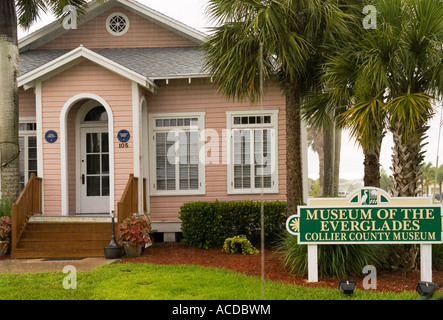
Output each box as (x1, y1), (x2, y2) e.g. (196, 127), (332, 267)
(17, 0), (443, 181)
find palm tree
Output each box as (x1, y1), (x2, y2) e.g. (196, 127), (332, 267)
(367, 0), (442, 198)
(0, 0), (103, 201)
(419, 161), (434, 196)
(202, 0), (352, 215)
(320, 2), (388, 189)
(338, 0), (442, 270)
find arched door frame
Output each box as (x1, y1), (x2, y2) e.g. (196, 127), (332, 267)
(60, 93), (115, 216)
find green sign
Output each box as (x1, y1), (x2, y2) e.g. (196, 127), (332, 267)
(287, 206), (443, 244)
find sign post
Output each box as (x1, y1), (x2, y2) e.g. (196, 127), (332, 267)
(286, 187), (443, 282)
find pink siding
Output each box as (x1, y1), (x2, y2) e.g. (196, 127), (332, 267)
(41, 60), (134, 215)
(37, 6), (197, 50)
(19, 88), (36, 117)
(146, 78), (287, 222)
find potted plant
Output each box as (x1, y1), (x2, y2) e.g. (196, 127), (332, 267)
(116, 214), (153, 257)
(0, 216), (11, 257)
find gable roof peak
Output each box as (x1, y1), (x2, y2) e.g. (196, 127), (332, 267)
(19, 0), (207, 51)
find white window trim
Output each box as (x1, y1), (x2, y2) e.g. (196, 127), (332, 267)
(226, 110), (279, 195)
(106, 12), (130, 37)
(19, 117), (37, 189)
(149, 111), (206, 196)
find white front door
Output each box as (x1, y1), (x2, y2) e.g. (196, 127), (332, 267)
(79, 127), (110, 213)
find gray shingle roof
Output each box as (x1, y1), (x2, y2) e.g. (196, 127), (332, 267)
(19, 47), (206, 79)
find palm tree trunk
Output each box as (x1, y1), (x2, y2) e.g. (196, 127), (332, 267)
(0, 0), (20, 201)
(390, 123), (427, 197)
(388, 121), (429, 271)
(322, 123), (334, 197)
(332, 127), (341, 196)
(363, 147), (381, 188)
(285, 76), (304, 216)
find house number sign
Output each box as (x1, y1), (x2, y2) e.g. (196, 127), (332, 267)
(117, 129), (130, 148)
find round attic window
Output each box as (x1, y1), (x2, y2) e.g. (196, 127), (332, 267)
(106, 12), (130, 36)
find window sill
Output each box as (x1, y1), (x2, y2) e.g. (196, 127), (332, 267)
(227, 189), (279, 195)
(150, 190), (206, 197)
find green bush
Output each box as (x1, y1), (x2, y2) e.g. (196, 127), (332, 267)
(0, 199), (12, 218)
(179, 200), (286, 248)
(277, 234), (386, 278)
(432, 244), (443, 271)
(223, 235), (259, 255)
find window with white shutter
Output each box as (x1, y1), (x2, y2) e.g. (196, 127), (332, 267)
(227, 110), (278, 194)
(150, 112), (205, 195)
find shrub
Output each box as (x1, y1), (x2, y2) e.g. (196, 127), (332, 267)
(277, 234), (386, 278)
(432, 244), (443, 271)
(223, 235), (259, 255)
(179, 200), (286, 248)
(0, 200), (12, 219)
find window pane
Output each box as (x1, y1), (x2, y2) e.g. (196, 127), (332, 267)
(167, 179), (175, 190)
(28, 160), (37, 171)
(28, 136), (37, 148)
(84, 106), (107, 122)
(19, 137), (25, 191)
(102, 176), (109, 196)
(157, 179), (165, 190)
(87, 176), (101, 196)
(87, 155), (101, 174)
(189, 179), (198, 190)
(86, 133), (100, 153)
(233, 130), (251, 189)
(101, 133), (109, 153)
(156, 132), (176, 191)
(102, 154), (109, 174)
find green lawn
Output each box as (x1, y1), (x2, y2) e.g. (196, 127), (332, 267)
(0, 263), (440, 300)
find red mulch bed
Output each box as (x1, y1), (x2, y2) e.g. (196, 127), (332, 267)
(121, 242), (443, 294)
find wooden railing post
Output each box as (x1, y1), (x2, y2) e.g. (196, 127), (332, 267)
(117, 174), (140, 226)
(11, 173), (43, 251)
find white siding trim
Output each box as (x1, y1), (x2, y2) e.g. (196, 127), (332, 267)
(132, 82), (142, 213)
(35, 82), (44, 213)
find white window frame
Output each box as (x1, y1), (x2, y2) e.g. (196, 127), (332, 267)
(106, 12), (130, 37)
(226, 110), (279, 194)
(149, 111), (206, 196)
(19, 117), (38, 190)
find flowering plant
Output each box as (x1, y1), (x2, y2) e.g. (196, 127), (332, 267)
(116, 215), (152, 247)
(0, 241), (8, 251)
(0, 216), (11, 242)
(0, 216), (11, 252)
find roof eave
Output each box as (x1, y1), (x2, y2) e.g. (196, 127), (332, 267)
(18, 45), (158, 93)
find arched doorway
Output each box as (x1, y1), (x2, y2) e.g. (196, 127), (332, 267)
(60, 93), (114, 216)
(76, 102), (110, 214)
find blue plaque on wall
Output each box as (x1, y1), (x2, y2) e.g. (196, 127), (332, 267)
(45, 130), (58, 143)
(117, 129), (130, 142)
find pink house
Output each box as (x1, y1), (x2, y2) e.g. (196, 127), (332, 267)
(13, 0), (308, 258)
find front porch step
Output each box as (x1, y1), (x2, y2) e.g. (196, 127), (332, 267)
(11, 220), (114, 259)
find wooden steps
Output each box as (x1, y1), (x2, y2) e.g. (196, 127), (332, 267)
(11, 220), (113, 259)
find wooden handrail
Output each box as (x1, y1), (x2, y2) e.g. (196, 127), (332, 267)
(11, 173), (42, 250)
(117, 174), (139, 226)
